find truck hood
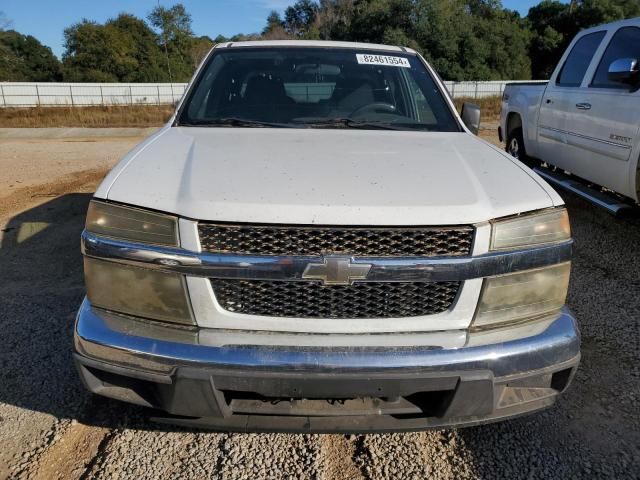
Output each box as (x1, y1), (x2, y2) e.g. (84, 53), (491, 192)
(98, 127), (557, 225)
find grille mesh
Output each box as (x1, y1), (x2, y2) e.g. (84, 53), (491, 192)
(198, 224), (473, 257)
(211, 279), (460, 319)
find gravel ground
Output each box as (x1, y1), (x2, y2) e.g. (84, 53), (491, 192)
(0, 130), (638, 479)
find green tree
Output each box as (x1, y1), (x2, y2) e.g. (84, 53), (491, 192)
(0, 30), (62, 81)
(411, 0), (473, 80)
(527, 1), (573, 79)
(148, 3), (195, 82)
(191, 35), (214, 68)
(264, 11), (284, 34)
(528, 0), (640, 79)
(312, 0), (357, 40)
(466, 1), (532, 80)
(63, 21), (118, 82)
(315, 0), (531, 80)
(262, 11), (291, 39)
(341, 0), (416, 46)
(108, 14), (167, 81)
(148, 3), (193, 41)
(62, 15), (166, 82)
(284, 0), (320, 37)
(574, 0), (640, 24)
(13, 0), (640, 85)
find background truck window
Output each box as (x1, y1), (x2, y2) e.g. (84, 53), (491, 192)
(591, 27), (640, 89)
(556, 31), (606, 87)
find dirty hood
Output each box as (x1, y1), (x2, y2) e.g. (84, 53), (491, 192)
(98, 127), (557, 225)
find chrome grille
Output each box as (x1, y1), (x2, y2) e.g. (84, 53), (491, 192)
(210, 279), (460, 319)
(198, 223), (474, 257)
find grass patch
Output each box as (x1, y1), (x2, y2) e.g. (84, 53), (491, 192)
(0, 105), (175, 128)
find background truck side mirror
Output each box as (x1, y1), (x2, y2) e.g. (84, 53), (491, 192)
(607, 58), (640, 84)
(461, 102), (481, 135)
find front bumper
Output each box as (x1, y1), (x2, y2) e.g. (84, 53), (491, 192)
(74, 299), (580, 432)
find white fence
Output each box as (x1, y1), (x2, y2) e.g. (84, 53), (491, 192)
(442, 80), (547, 99)
(0, 80), (547, 107)
(0, 82), (189, 107)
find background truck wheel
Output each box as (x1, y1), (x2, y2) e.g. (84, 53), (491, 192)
(506, 128), (537, 168)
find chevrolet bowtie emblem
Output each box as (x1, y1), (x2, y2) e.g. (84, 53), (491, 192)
(302, 256), (372, 285)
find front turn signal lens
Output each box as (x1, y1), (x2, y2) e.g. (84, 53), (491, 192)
(86, 200), (178, 246)
(491, 208), (570, 251)
(473, 262), (571, 329)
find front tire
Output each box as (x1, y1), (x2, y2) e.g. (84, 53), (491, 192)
(506, 128), (538, 168)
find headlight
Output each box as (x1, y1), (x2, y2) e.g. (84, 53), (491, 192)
(473, 262), (570, 329)
(84, 200), (191, 324)
(86, 200), (178, 246)
(84, 258), (194, 325)
(490, 208), (570, 251)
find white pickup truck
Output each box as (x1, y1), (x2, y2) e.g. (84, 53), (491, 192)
(74, 40), (579, 432)
(500, 17), (640, 214)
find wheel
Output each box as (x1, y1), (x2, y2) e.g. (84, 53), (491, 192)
(506, 127), (538, 168)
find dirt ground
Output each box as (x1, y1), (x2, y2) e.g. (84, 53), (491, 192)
(0, 127), (638, 479)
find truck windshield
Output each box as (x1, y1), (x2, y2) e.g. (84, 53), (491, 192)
(178, 47), (460, 132)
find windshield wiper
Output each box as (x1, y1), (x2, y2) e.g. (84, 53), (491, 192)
(292, 118), (410, 131)
(180, 117), (432, 130)
(180, 117), (294, 128)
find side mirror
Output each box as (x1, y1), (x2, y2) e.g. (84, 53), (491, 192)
(461, 102), (481, 135)
(607, 58), (640, 84)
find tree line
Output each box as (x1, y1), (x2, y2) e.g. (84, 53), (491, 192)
(1, 0), (639, 83)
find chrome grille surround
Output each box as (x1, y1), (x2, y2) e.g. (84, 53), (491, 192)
(199, 223), (472, 318)
(210, 279), (461, 319)
(198, 223), (474, 257)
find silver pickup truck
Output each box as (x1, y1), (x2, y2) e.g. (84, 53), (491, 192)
(500, 17), (640, 214)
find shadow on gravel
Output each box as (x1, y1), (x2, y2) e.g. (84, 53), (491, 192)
(0, 193), (169, 431)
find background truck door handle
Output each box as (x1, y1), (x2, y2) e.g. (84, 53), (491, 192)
(576, 103), (592, 110)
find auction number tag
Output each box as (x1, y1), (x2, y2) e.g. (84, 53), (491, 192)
(356, 54), (411, 68)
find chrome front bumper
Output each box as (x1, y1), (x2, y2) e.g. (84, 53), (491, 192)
(74, 299), (580, 432)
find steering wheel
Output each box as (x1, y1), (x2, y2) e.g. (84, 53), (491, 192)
(350, 102), (397, 117)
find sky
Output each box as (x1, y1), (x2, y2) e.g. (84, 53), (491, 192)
(2, 0), (552, 59)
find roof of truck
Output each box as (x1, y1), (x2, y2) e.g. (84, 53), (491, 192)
(579, 16), (640, 35)
(215, 40), (417, 54)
